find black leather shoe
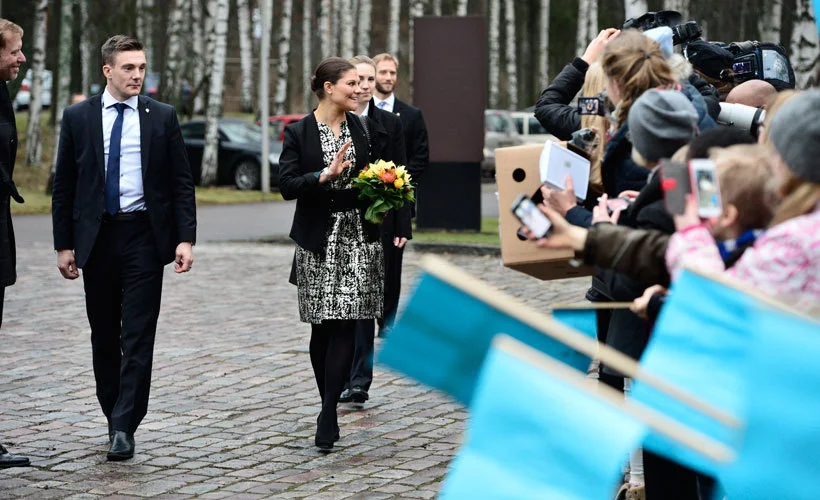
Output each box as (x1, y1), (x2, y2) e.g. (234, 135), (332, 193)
(349, 386), (369, 403)
(339, 388), (354, 403)
(0, 444), (30, 469)
(107, 431), (135, 461)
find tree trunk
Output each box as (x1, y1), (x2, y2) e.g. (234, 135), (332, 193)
(303, 0), (313, 111)
(538, 0), (549, 85)
(319, 0), (331, 57)
(503, 0), (517, 109)
(409, 0), (424, 100)
(791, 0), (820, 89)
(273, 0), (294, 114)
(331, 0), (341, 55)
(431, 0), (441, 16)
(759, 0), (782, 43)
(237, 0), (255, 112)
(576, 0), (590, 57)
(357, 0), (371, 55)
(488, 0), (500, 107)
(340, 0), (354, 57)
(78, 0), (91, 96)
(388, 0), (400, 56)
(663, 0), (688, 19)
(26, 0), (48, 166)
(162, 0), (187, 108)
(51, 0), (74, 177)
(136, 0), (155, 70)
(200, 0), (230, 186)
(456, 0), (468, 16)
(192, 0), (207, 114)
(624, 0), (648, 22)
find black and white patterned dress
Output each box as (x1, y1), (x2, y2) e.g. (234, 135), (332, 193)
(294, 120), (384, 324)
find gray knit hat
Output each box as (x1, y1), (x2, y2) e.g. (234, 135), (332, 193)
(768, 89), (820, 183)
(628, 89), (699, 163)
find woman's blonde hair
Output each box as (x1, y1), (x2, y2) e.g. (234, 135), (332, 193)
(770, 170), (820, 226)
(580, 63), (607, 189)
(759, 90), (800, 146)
(601, 30), (675, 128)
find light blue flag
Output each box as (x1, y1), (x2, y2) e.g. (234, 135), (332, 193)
(720, 309), (820, 499)
(630, 270), (754, 477)
(815, 0), (820, 37)
(441, 345), (646, 499)
(552, 308), (597, 340)
(379, 272), (594, 405)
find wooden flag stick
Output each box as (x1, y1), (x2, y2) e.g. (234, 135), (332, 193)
(494, 335), (736, 464)
(551, 302), (633, 310)
(420, 254), (741, 429)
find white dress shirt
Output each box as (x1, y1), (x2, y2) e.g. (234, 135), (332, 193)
(372, 93), (396, 114)
(102, 88), (145, 212)
(360, 102), (370, 118)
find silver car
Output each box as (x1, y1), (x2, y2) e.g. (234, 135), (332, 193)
(483, 109), (523, 178)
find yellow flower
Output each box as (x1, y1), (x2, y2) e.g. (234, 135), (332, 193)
(394, 178), (405, 189)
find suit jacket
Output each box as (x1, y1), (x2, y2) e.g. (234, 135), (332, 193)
(279, 111), (379, 254)
(365, 102), (411, 240)
(0, 83), (24, 287)
(392, 98), (429, 182)
(52, 93), (197, 268)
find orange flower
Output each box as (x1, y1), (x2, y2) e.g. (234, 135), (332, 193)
(378, 170), (397, 184)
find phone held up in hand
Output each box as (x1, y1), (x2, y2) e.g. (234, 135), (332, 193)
(660, 159), (722, 218)
(511, 193), (552, 239)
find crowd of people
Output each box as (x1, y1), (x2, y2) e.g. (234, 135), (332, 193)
(527, 22), (819, 500)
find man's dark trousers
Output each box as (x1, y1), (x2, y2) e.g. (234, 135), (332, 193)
(82, 213), (163, 434)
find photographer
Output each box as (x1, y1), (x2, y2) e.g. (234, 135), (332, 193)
(534, 28), (620, 140)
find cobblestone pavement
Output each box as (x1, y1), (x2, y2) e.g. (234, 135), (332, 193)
(1, 241), (589, 498)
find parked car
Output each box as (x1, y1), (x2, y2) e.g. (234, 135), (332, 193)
(180, 118), (282, 190)
(510, 110), (556, 145)
(258, 114), (307, 141)
(12, 69), (52, 111)
(483, 109), (523, 178)
(143, 73), (160, 99)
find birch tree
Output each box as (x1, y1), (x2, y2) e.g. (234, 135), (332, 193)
(409, 0), (425, 99)
(791, 0), (820, 89)
(78, 0), (91, 96)
(624, 0), (648, 22)
(237, 0), (255, 112)
(503, 0), (517, 109)
(357, 0), (371, 55)
(456, 0), (468, 16)
(488, 0), (500, 107)
(538, 0), (549, 85)
(136, 0), (155, 70)
(388, 0), (401, 56)
(319, 0), (331, 57)
(331, 0), (341, 54)
(662, 0), (688, 19)
(303, 0), (313, 111)
(273, 0), (294, 114)
(340, 0), (354, 57)
(431, 0), (441, 16)
(759, 0), (782, 43)
(192, 0), (207, 113)
(51, 0), (74, 177)
(200, 0), (230, 186)
(576, 0), (592, 58)
(162, 0), (187, 107)
(25, 0), (48, 166)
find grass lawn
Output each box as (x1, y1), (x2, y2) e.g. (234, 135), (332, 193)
(412, 217), (500, 246)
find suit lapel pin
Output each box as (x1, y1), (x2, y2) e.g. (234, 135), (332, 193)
(145, 108), (150, 113)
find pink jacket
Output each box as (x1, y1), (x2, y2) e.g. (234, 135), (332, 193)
(666, 208), (820, 311)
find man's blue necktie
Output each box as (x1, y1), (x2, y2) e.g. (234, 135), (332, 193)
(378, 101), (388, 110)
(105, 102), (127, 216)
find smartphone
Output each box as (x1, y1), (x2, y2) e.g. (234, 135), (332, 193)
(660, 159), (691, 216)
(578, 97), (604, 116)
(511, 193), (552, 239)
(598, 196), (632, 213)
(689, 159), (722, 218)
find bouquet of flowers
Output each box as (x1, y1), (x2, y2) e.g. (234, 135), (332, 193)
(352, 159), (415, 225)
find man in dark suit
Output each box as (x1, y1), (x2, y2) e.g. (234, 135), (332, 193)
(339, 56), (409, 404)
(371, 53), (429, 336)
(0, 18), (29, 470)
(52, 35), (196, 461)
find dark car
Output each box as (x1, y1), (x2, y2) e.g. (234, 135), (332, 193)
(180, 118), (282, 190)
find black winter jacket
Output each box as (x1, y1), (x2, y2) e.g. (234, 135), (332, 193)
(534, 58), (589, 140)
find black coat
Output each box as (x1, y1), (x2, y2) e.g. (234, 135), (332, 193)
(365, 102), (412, 240)
(392, 98), (429, 182)
(534, 57), (589, 141)
(279, 111), (380, 254)
(52, 94), (197, 268)
(688, 72), (721, 120)
(0, 83), (24, 287)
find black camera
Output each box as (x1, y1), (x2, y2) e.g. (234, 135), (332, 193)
(623, 10), (702, 46)
(720, 40), (795, 89)
(570, 128), (596, 151)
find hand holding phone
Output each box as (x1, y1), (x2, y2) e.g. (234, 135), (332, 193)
(511, 193), (552, 239)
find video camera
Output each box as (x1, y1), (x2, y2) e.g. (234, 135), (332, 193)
(623, 10), (702, 46)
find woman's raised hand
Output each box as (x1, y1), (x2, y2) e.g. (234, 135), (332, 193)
(327, 141), (353, 179)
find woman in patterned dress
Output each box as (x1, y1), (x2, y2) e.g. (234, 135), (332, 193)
(279, 57), (384, 450)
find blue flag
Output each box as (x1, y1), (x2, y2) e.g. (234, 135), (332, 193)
(552, 308), (598, 340)
(814, 0), (820, 37)
(441, 343), (646, 499)
(379, 272), (594, 405)
(630, 269), (754, 477)
(720, 309), (820, 499)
